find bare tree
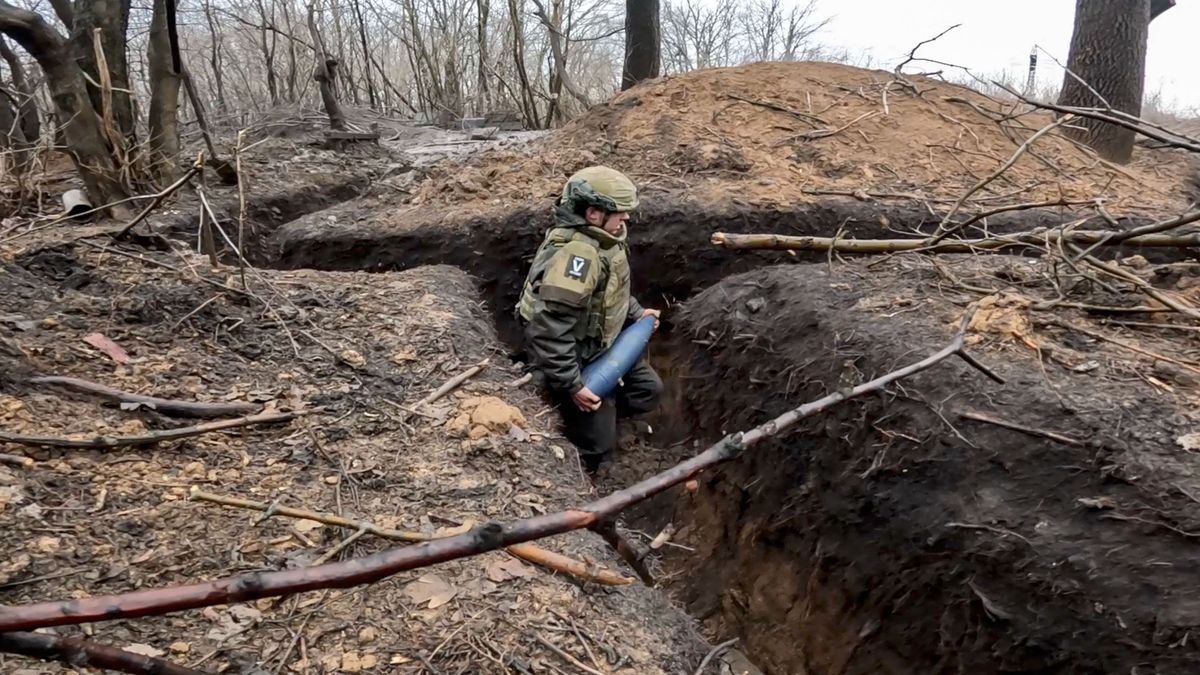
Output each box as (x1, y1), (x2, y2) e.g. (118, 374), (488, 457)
(661, 0), (739, 72)
(741, 0), (824, 62)
(621, 0), (658, 89)
(307, 1), (345, 129)
(1058, 0), (1172, 163)
(0, 1), (129, 207)
(199, 0), (228, 112)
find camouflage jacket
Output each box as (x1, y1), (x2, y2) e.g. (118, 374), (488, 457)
(516, 207), (645, 394)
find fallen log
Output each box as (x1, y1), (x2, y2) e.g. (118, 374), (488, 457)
(29, 375), (260, 418)
(711, 223), (1200, 254)
(0, 307), (991, 631)
(0, 631), (211, 675)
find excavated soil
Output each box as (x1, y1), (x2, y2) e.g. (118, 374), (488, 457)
(622, 258), (1200, 675)
(265, 61), (1195, 256)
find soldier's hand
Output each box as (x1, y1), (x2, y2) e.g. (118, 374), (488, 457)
(572, 386), (602, 412)
(641, 308), (661, 331)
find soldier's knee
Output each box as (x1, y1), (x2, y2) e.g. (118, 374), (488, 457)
(626, 367), (663, 413)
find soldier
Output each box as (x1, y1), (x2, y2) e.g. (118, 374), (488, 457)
(516, 166), (662, 473)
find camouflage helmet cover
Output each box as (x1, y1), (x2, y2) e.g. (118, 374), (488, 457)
(560, 165), (639, 212)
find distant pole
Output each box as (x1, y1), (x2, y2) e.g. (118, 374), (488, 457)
(1024, 47), (1038, 98)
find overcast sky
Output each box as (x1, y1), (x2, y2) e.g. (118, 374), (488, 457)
(817, 0), (1200, 113)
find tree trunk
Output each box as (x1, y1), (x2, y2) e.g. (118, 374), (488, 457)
(1058, 0), (1150, 163)
(0, 87), (15, 155)
(48, 0), (73, 27)
(622, 0), (660, 90)
(252, 0), (278, 104)
(70, 0), (134, 139)
(0, 35), (40, 172)
(0, 1), (129, 208)
(200, 0), (226, 113)
(146, 0), (181, 182)
(278, 0), (298, 101)
(307, 2), (345, 130)
(351, 0), (376, 107)
(506, 0), (538, 128)
(476, 0), (490, 112)
(532, 0), (591, 118)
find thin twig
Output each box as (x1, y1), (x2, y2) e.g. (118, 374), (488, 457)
(894, 24), (961, 73)
(114, 160), (202, 239)
(532, 634), (604, 675)
(0, 411), (303, 449)
(0, 452), (33, 468)
(1076, 254), (1200, 320)
(313, 527), (368, 566)
(29, 376), (259, 418)
(693, 638), (738, 675)
(957, 409), (1085, 447)
(930, 117), (1073, 242)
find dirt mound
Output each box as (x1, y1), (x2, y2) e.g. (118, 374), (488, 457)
(627, 258), (1200, 674)
(410, 61), (1190, 218)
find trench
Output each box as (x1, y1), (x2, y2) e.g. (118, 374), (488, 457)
(246, 193), (1195, 675)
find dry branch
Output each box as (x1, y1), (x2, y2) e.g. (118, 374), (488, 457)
(957, 410), (1086, 448)
(30, 376), (260, 418)
(590, 520), (654, 586)
(505, 543), (633, 586)
(694, 638), (739, 675)
(930, 117), (1073, 242)
(189, 489), (635, 586)
(1076, 253), (1200, 320)
(114, 160), (203, 239)
(420, 359), (488, 407)
(0, 411), (301, 449)
(0, 310), (989, 632)
(0, 452), (33, 468)
(0, 631), (210, 675)
(533, 633), (604, 675)
(1043, 320), (1200, 376)
(711, 229), (1200, 254)
(1001, 84), (1200, 155)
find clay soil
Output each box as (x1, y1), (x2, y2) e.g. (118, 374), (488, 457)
(0, 145), (707, 674)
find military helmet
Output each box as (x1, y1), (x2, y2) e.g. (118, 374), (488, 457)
(561, 166), (639, 213)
